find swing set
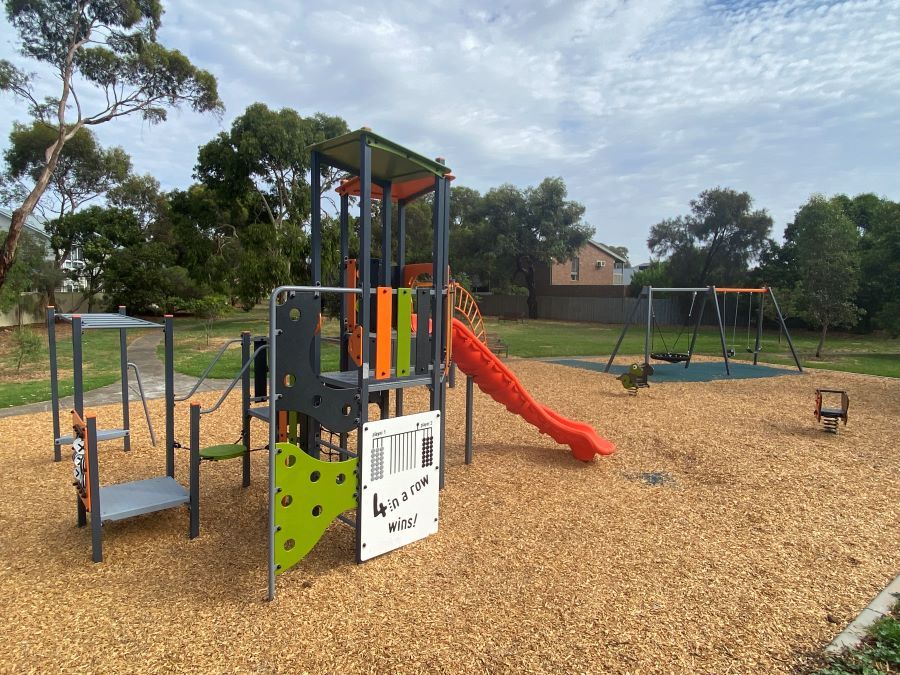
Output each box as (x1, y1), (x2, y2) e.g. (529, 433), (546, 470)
(604, 286), (802, 376)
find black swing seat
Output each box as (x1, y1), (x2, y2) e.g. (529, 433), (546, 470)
(651, 352), (690, 363)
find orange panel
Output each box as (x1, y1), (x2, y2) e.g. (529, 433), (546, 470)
(277, 411), (288, 443)
(715, 288), (768, 293)
(402, 263), (451, 289)
(72, 411), (92, 511)
(348, 325), (364, 367)
(336, 174), (455, 202)
(375, 287), (393, 380)
(345, 259), (358, 330)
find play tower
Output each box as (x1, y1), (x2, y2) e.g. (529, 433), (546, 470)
(264, 129), (454, 598)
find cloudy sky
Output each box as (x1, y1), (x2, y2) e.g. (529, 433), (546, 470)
(1, 0), (898, 261)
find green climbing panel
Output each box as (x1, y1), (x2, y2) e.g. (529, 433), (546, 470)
(273, 442), (358, 575)
(396, 288), (411, 377)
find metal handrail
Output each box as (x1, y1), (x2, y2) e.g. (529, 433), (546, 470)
(200, 344), (268, 415)
(126, 362), (157, 447)
(174, 338), (244, 402)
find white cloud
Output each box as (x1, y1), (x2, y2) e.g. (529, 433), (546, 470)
(0, 0), (898, 261)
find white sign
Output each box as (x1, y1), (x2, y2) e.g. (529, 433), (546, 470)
(359, 409), (440, 561)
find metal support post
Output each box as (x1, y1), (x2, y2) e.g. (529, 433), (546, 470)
(86, 415), (103, 563)
(340, 193), (349, 372)
(684, 292), (709, 369)
(72, 315), (84, 418)
(189, 403), (201, 539)
(465, 376), (474, 464)
(382, 183), (392, 286)
(118, 306), (131, 451)
(711, 288), (731, 376)
(241, 331), (251, 487)
(644, 286), (653, 366)
(355, 133), (373, 563)
(604, 291), (643, 372)
(164, 315), (175, 477)
(48, 306), (61, 461)
(768, 288), (803, 372)
(753, 296), (764, 366)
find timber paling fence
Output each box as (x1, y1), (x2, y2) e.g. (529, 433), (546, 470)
(477, 292), (758, 328)
(0, 292), (99, 328)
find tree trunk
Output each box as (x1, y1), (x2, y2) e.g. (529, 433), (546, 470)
(0, 140), (67, 291)
(524, 267), (538, 319)
(815, 323), (828, 358)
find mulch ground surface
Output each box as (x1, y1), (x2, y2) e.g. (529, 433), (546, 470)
(0, 356), (897, 673)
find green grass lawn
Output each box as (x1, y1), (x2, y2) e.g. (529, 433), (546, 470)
(162, 308), (341, 381)
(0, 324), (136, 409)
(483, 318), (900, 377)
(2, 309), (898, 410)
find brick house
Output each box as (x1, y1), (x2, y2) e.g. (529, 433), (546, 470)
(542, 240), (629, 287)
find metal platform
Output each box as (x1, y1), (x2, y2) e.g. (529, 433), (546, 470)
(321, 370), (433, 392)
(98, 476), (189, 522)
(248, 407), (270, 422)
(57, 428), (129, 446)
(57, 313), (162, 330)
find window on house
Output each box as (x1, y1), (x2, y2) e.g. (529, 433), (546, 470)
(570, 257), (580, 281)
(613, 261), (625, 285)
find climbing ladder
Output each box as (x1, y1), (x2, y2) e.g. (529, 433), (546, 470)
(452, 284), (486, 345)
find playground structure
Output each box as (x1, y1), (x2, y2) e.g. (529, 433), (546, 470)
(47, 306), (162, 463)
(48, 129), (614, 598)
(604, 286), (803, 376)
(815, 388), (850, 433)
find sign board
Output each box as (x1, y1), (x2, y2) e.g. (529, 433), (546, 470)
(359, 409), (440, 561)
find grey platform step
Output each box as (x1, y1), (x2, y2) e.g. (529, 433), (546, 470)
(98, 476), (189, 522)
(248, 407), (270, 421)
(56, 428), (129, 446)
(321, 370), (433, 392)
(820, 407), (846, 417)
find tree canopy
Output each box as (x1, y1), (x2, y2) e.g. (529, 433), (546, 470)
(791, 195), (862, 356)
(0, 0), (222, 290)
(648, 187), (773, 287)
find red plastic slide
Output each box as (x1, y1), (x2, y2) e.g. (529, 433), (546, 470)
(451, 318), (615, 461)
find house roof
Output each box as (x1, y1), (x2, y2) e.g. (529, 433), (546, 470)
(587, 240), (629, 264)
(0, 207), (49, 242)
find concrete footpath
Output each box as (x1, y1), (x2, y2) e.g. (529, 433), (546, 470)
(0, 331), (231, 419)
(826, 573), (900, 654)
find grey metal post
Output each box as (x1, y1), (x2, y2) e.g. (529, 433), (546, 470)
(431, 175), (447, 489)
(164, 316), (175, 477)
(684, 292), (708, 369)
(753, 294), (764, 366)
(395, 199), (406, 420)
(768, 288), (803, 372)
(241, 331), (251, 487)
(340, 193), (350, 372)
(381, 183), (392, 286)
(189, 403), (201, 539)
(710, 288), (731, 376)
(86, 415), (103, 562)
(72, 315), (84, 418)
(48, 306), (62, 461)
(355, 133), (373, 563)
(464, 376), (474, 464)
(604, 291), (643, 372)
(311, 151), (322, 371)
(397, 202), (406, 275)
(644, 286), (653, 366)
(118, 306), (131, 451)
(448, 362), (456, 388)
(267, 293), (279, 601)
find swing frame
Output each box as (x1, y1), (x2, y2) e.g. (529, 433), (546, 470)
(603, 286), (802, 375)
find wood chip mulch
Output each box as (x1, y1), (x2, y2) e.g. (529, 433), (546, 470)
(0, 357), (897, 673)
